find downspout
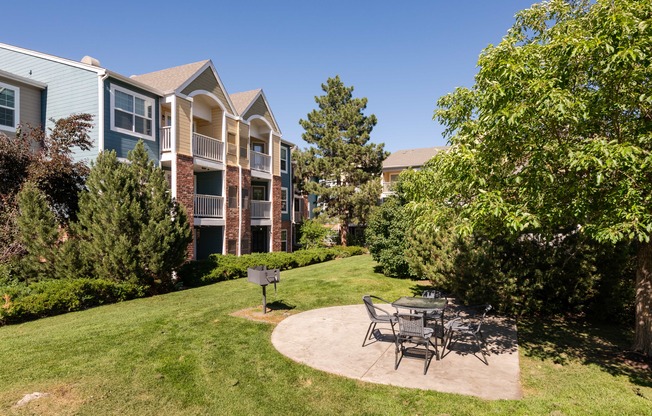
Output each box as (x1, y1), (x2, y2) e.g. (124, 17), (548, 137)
(98, 71), (109, 152)
(238, 164), (243, 256)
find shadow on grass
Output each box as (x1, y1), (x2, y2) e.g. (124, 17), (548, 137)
(519, 317), (652, 389)
(266, 300), (296, 312)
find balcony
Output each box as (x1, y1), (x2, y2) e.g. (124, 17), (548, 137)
(193, 132), (224, 163)
(161, 126), (171, 151)
(251, 200), (271, 219)
(194, 194), (224, 218)
(251, 150), (271, 173)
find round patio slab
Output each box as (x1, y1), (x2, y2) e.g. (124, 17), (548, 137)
(271, 304), (522, 400)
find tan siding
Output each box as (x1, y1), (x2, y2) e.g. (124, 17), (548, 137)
(272, 135), (281, 176)
(383, 169), (403, 183)
(180, 68), (234, 114)
(211, 108), (223, 140)
(226, 118), (238, 165)
(243, 96), (276, 131)
(239, 122), (249, 169)
(177, 97), (192, 156)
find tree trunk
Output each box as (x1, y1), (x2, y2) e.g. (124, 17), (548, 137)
(340, 221), (348, 246)
(634, 241), (652, 356)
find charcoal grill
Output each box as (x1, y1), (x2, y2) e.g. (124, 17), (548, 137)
(247, 266), (280, 314)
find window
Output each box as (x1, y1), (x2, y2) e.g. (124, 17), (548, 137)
(110, 84), (154, 140)
(0, 82), (19, 132)
(280, 147), (288, 172)
(281, 187), (288, 213)
(281, 229), (287, 252)
(252, 185), (266, 201)
(228, 186), (238, 208)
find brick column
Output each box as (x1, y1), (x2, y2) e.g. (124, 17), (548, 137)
(225, 165), (240, 254)
(176, 154), (195, 260)
(241, 168), (252, 255)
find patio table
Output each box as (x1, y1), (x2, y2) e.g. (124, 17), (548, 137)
(392, 296), (447, 338)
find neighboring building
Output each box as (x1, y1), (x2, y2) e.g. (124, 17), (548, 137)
(0, 42), (294, 260)
(381, 146), (448, 200)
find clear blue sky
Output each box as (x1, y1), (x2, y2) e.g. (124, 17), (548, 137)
(3, 0), (537, 153)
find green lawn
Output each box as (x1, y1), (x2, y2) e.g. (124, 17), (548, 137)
(1, 255), (651, 415)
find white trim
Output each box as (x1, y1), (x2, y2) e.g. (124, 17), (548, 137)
(174, 61), (237, 116)
(239, 89), (282, 134)
(280, 146), (288, 173)
(188, 89), (227, 111)
(281, 187), (288, 214)
(246, 114), (274, 133)
(97, 72), (109, 151)
(225, 112), (239, 121)
(0, 69), (47, 89)
(109, 83), (155, 141)
(170, 95), (178, 199)
(0, 42), (105, 74)
(0, 81), (19, 132)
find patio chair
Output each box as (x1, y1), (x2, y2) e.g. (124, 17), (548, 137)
(362, 295), (397, 347)
(394, 312), (438, 375)
(442, 304), (492, 365)
(421, 289), (445, 299)
(421, 290), (448, 333)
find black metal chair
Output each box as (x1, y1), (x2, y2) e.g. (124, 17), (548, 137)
(421, 290), (448, 335)
(442, 304), (492, 364)
(362, 295), (397, 347)
(394, 312), (438, 375)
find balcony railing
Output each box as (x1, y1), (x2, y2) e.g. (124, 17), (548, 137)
(251, 150), (271, 173)
(194, 194), (224, 218)
(251, 200), (271, 219)
(193, 132), (224, 163)
(161, 126), (171, 151)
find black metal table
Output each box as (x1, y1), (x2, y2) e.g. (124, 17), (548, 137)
(392, 296), (447, 337)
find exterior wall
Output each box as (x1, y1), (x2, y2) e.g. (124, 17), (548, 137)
(225, 165), (240, 254)
(226, 118), (238, 165)
(210, 107), (222, 140)
(196, 226), (223, 260)
(239, 122), (249, 169)
(196, 171), (222, 195)
(241, 168), (252, 254)
(0, 75), (42, 134)
(103, 77), (159, 161)
(177, 97), (192, 156)
(272, 176), (282, 252)
(243, 95), (276, 132)
(180, 68), (233, 114)
(383, 168), (403, 183)
(176, 154), (195, 259)
(282, 220), (292, 252)
(272, 134), (281, 176)
(0, 46), (100, 161)
(280, 143), (292, 222)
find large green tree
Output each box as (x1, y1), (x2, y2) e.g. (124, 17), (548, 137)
(298, 76), (388, 245)
(74, 141), (191, 290)
(412, 0), (652, 354)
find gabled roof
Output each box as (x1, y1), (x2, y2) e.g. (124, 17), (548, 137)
(130, 60), (209, 94)
(383, 146), (449, 170)
(230, 88), (281, 134)
(0, 69), (47, 89)
(230, 89), (261, 115)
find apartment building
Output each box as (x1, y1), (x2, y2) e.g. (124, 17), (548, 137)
(0, 42), (295, 260)
(381, 146), (448, 200)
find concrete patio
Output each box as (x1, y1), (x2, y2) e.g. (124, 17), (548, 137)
(271, 304), (522, 400)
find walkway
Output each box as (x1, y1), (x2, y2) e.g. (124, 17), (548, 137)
(271, 304), (522, 400)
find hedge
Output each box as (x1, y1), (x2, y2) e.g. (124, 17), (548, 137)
(178, 246), (365, 287)
(0, 278), (146, 325)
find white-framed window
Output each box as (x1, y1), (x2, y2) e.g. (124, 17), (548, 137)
(281, 229), (287, 252)
(280, 147), (288, 172)
(281, 187), (288, 213)
(110, 84), (154, 140)
(0, 81), (19, 132)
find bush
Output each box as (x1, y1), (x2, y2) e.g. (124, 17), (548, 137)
(299, 220), (331, 249)
(0, 278), (146, 325)
(366, 197), (412, 277)
(179, 247), (364, 287)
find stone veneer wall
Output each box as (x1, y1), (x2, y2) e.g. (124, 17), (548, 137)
(272, 176), (282, 252)
(176, 154), (195, 259)
(225, 165), (240, 254)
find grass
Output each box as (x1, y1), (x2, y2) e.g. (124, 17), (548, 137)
(1, 254), (651, 415)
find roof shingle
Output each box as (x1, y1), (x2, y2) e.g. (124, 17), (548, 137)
(130, 60), (209, 94)
(383, 146), (449, 169)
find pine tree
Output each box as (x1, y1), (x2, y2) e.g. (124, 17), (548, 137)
(15, 182), (59, 282)
(298, 76), (388, 245)
(74, 141), (191, 290)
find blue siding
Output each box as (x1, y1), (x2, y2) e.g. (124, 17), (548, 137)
(196, 171), (223, 195)
(196, 226), (223, 260)
(0, 47), (100, 162)
(280, 143), (292, 221)
(103, 77), (159, 162)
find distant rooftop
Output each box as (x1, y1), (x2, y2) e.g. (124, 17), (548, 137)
(383, 146), (449, 169)
(230, 89), (261, 115)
